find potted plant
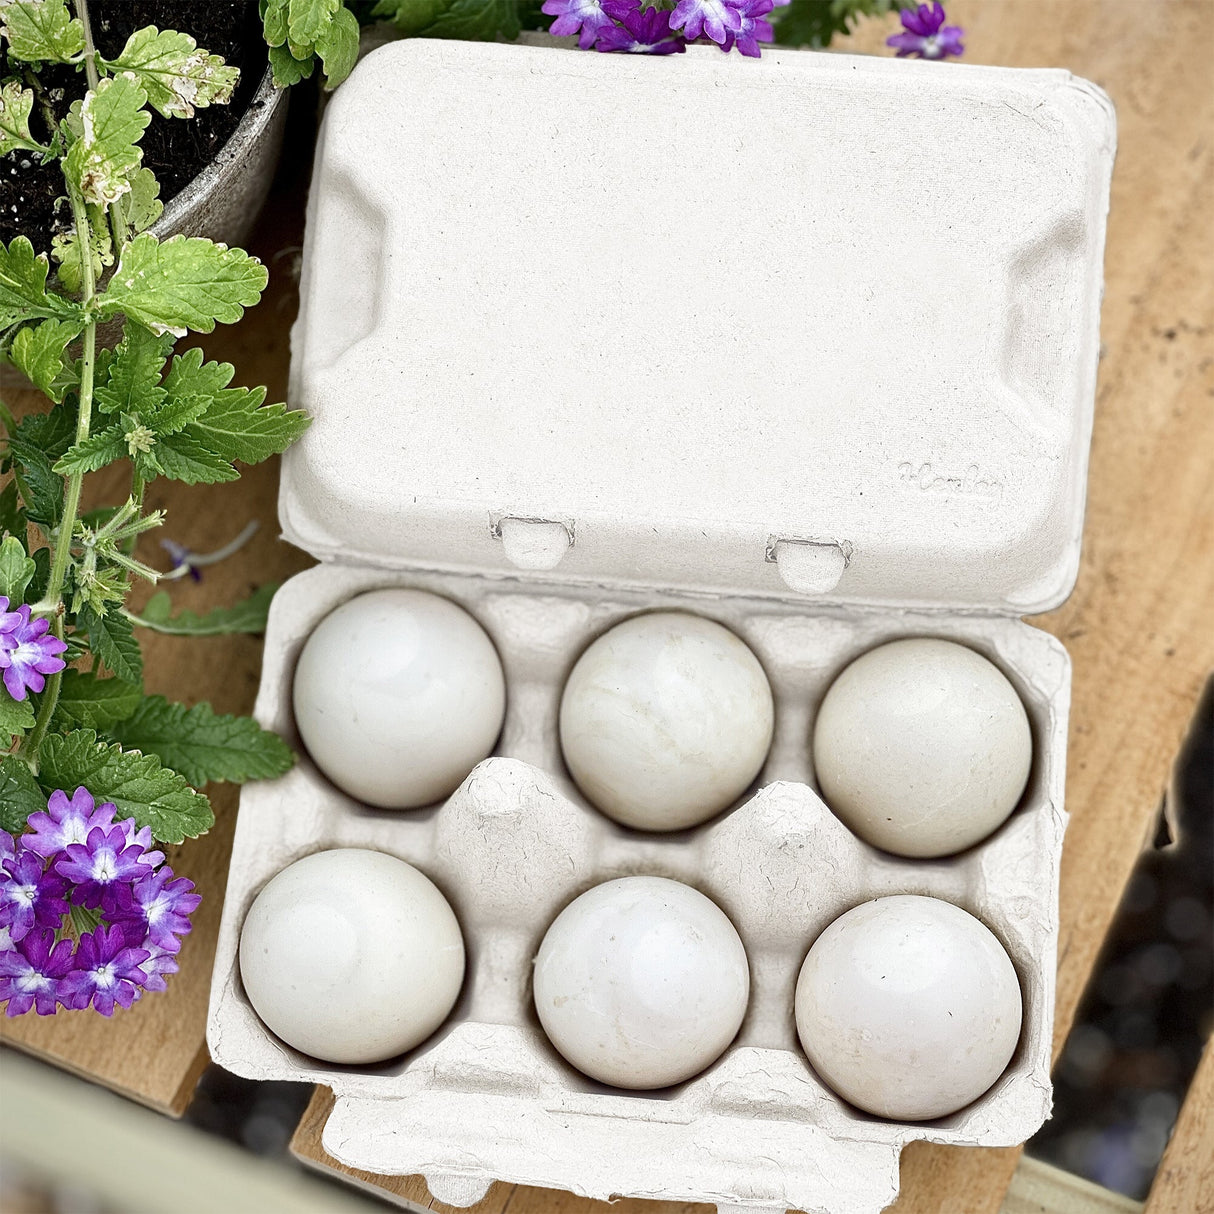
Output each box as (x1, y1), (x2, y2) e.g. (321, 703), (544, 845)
(0, 0), (308, 1016)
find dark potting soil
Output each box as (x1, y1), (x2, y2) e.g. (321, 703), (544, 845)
(1, 1), (266, 251)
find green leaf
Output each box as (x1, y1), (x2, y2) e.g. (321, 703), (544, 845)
(104, 26), (241, 119)
(150, 428), (241, 483)
(9, 317), (85, 400)
(0, 533), (37, 603)
(263, 0), (290, 46)
(13, 396), (77, 462)
(188, 387), (311, 465)
(6, 437), (62, 527)
(773, 0), (902, 47)
(37, 730), (214, 843)
(114, 166), (163, 235)
(52, 669), (143, 730)
(376, 0), (520, 39)
(0, 756), (45, 832)
(62, 73), (151, 207)
(0, 479), (27, 538)
(0, 689), (36, 749)
(316, 5), (359, 87)
(0, 0), (85, 64)
(287, 0), (340, 45)
(95, 322), (172, 416)
(267, 42), (316, 87)
(54, 424), (127, 475)
(0, 80), (45, 155)
(78, 602), (143, 683)
(161, 345), (234, 399)
(106, 695), (295, 786)
(133, 582), (278, 636)
(0, 236), (84, 328)
(98, 233), (268, 337)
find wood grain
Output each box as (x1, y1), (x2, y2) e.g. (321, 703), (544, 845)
(0, 194), (314, 1114)
(293, 1), (1214, 1211)
(1144, 1039), (1214, 1214)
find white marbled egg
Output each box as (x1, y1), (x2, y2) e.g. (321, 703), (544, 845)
(795, 895), (1023, 1121)
(812, 637), (1033, 857)
(533, 876), (750, 1089)
(293, 588), (506, 809)
(239, 848), (465, 1064)
(559, 612), (774, 831)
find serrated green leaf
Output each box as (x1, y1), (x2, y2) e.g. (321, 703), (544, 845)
(287, 0), (340, 45)
(151, 428), (241, 483)
(188, 388), (311, 466)
(54, 424), (127, 475)
(0, 533), (37, 603)
(144, 391), (209, 437)
(0, 689), (36, 748)
(94, 321), (172, 416)
(6, 437), (62, 527)
(37, 729), (214, 843)
(316, 5), (359, 87)
(133, 582), (278, 636)
(267, 42), (316, 86)
(78, 602), (143, 683)
(0, 236), (84, 328)
(161, 345), (233, 398)
(0, 80), (45, 155)
(106, 694), (295, 786)
(62, 73), (151, 207)
(97, 233), (268, 337)
(104, 27), (240, 120)
(0, 756), (45, 832)
(51, 668), (143, 730)
(262, 0), (290, 46)
(14, 398), (77, 461)
(9, 317), (85, 400)
(0, 0), (84, 64)
(114, 166), (163, 235)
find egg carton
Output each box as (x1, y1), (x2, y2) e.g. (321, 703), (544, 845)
(207, 561), (1069, 1214)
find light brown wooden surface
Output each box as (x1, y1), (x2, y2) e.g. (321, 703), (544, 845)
(1144, 1039), (1214, 1214)
(293, 1), (1214, 1212)
(2, 0), (1210, 1207)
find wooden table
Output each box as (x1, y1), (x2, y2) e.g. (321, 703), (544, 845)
(3, 1), (1212, 1210)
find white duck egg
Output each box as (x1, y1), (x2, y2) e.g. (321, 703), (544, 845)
(293, 588), (506, 809)
(239, 848), (465, 1064)
(558, 612), (774, 831)
(812, 637), (1032, 857)
(533, 876), (750, 1089)
(795, 895), (1023, 1121)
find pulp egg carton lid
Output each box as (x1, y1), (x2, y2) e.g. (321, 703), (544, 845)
(283, 38), (1115, 611)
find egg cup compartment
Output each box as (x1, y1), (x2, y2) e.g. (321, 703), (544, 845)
(207, 561), (1070, 1214)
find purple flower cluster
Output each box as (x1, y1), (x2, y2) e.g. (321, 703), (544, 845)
(0, 595), (68, 702)
(886, 2), (964, 59)
(544, 0), (781, 57)
(0, 788), (200, 1017)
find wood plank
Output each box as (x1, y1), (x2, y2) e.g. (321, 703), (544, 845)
(1144, 1038), (1214, 1214)
(291, 0), (1214, 1210)
(0, 197), (314, 1114)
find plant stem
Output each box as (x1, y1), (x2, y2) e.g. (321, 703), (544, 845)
(74, 0), (100, 91)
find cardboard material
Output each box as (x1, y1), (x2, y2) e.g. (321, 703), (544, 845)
(207, 38), (1115, 1214)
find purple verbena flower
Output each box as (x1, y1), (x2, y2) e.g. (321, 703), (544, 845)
(598, 0), (687, 53)
(0, 598), (68, 702)
(0, 928), (76, 1015)
(24, 787), (118, 859)
(720, 0), (774, 56)
(886, 2), (964, 59)
(669, 0), (742, 45)
(160, 538), (203, 583)
(55, 825), (156, 909)
(0, 848), (69, 942)
(543, 0), (616, 48)
(114, 818), (166, 872)
(109, 866), (200, 954)
(136, 941), (180, 993)
(57, 924), (149, 1015)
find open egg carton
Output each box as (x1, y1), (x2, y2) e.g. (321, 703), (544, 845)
(206, 38), (1116, 1214)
